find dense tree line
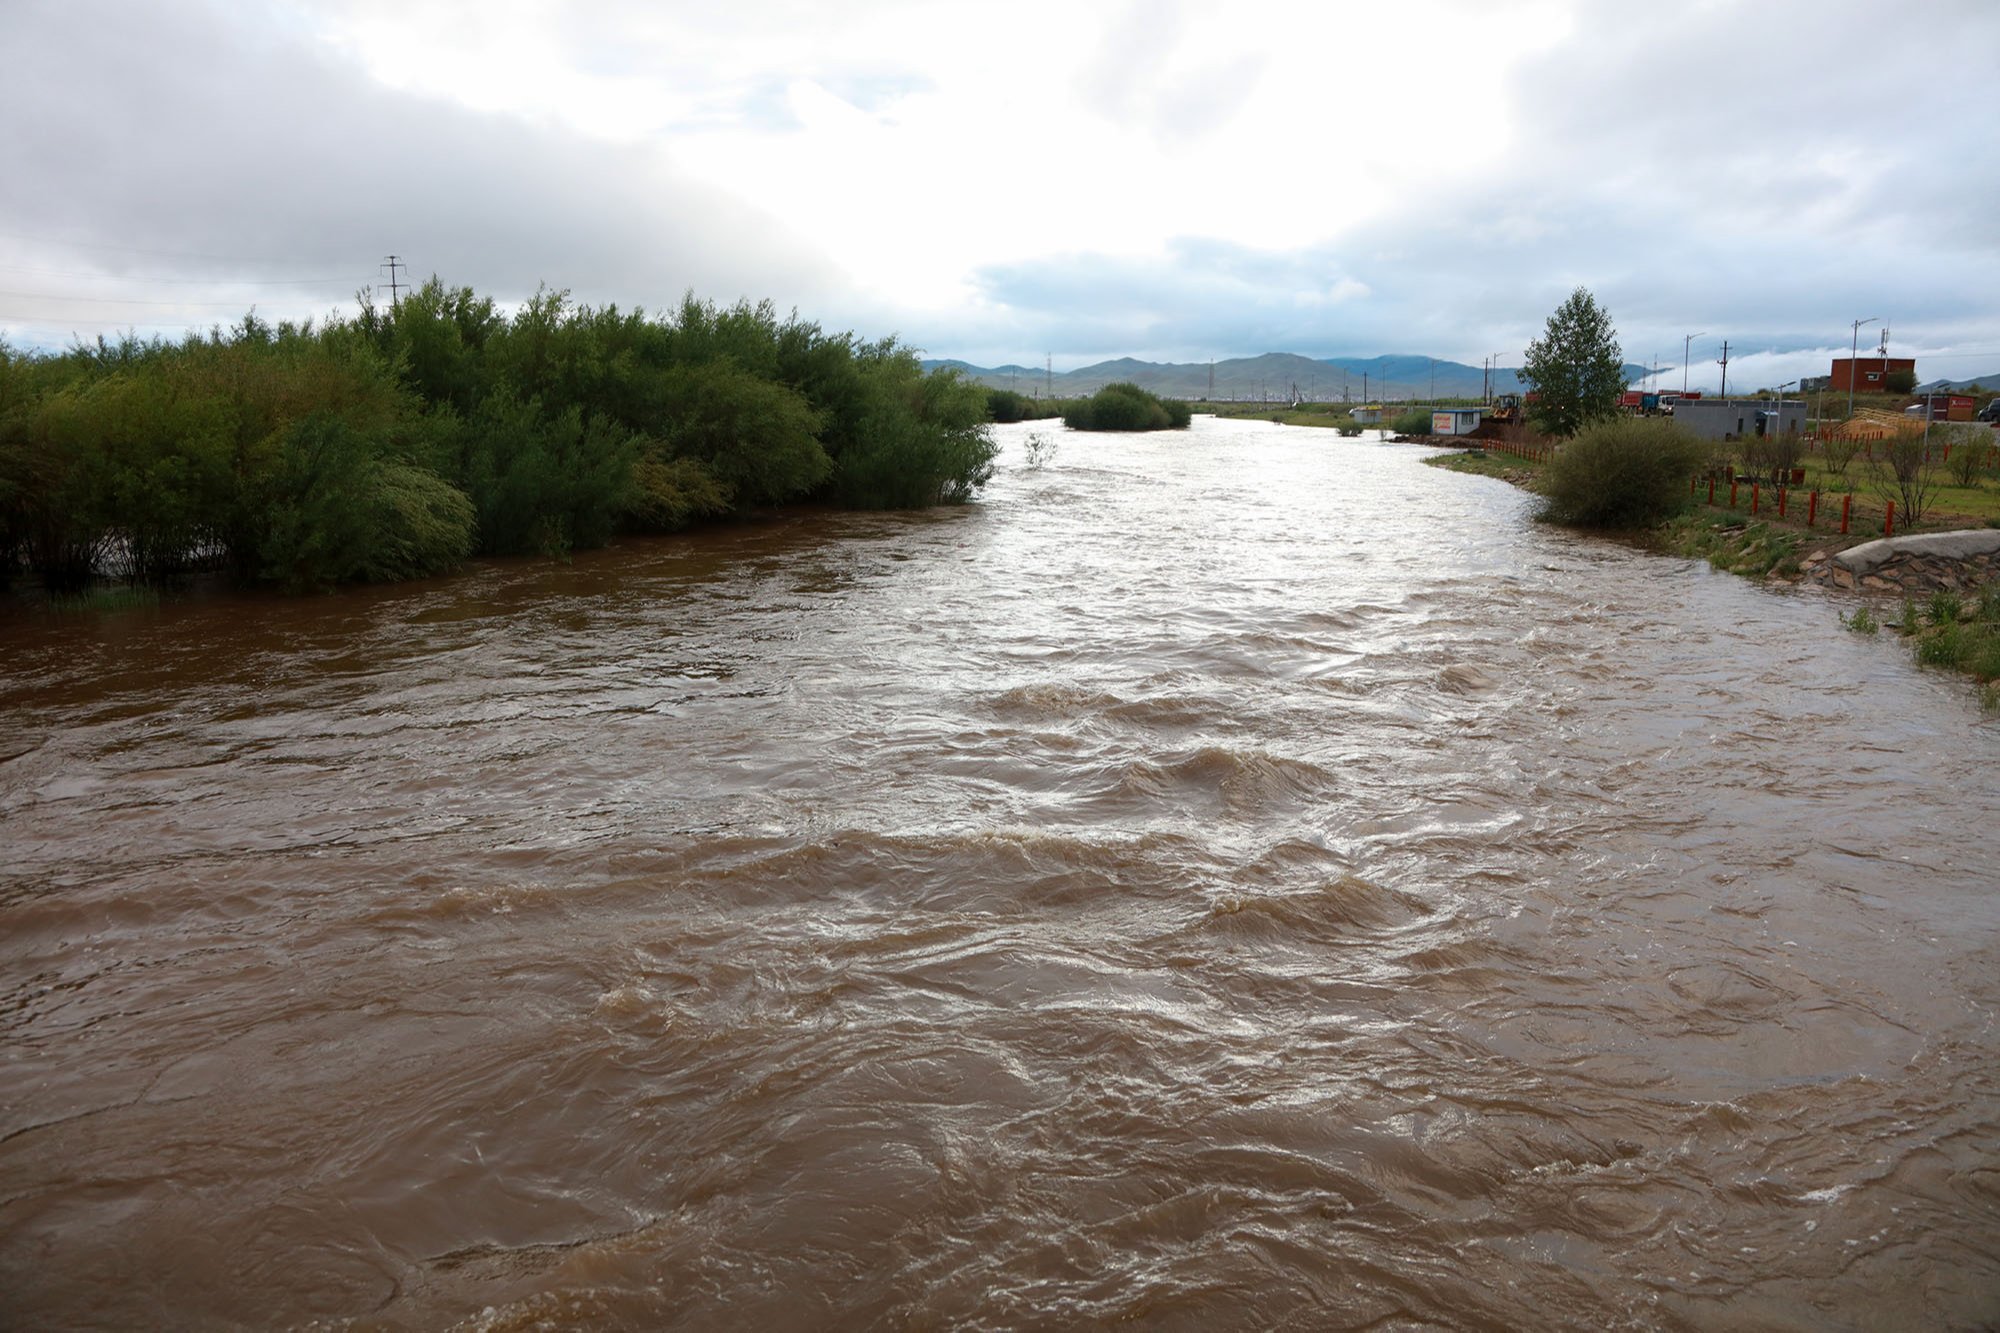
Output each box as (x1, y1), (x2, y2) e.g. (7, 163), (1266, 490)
(981, 388), (1065, 423)
(0, 281), (997, 594)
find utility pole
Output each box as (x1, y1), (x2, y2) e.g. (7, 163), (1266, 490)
(1683, 332), (1703, 396)
(1717, 341), (1731, 398)
(381, 254), (405, 306)
(1848, 317), (1877, 419)
(1363, 372), (1369, 402)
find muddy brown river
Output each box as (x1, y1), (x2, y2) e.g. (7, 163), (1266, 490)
(3, 418), (1997, 1330)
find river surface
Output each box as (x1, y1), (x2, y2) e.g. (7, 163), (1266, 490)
(3, 417), (1998, 1330)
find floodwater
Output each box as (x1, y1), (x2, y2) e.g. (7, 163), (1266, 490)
(3, 417), (1997, 1330)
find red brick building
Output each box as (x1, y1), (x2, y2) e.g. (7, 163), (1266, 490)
(1831, 356), (1915, 393)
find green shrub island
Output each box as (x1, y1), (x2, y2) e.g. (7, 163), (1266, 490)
(1061, 382), (1192, 432)
(1538, 417), (1712, 529)
(0, 282), (999, 594)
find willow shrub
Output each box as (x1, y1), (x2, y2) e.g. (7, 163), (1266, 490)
(655, 359), (829, 509)
(984, 388), (1058, 423)
(831, 360), (995, 508)
(625, 455), (732, 532)
(258, 417), (474, 591)
(457, 391), (637, 556)
(1540, 417), (1712, 529)
(1063, 382), (1191, 432)
(1390, 408), (1434, 436)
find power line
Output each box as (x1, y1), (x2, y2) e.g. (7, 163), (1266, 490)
(0, 228), (310, 265)
(1, 315), (191, 327)
(0, 262), (361, 286)
(0, 288), (330, 308)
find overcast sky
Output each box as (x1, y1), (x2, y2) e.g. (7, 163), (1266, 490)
(4, 0), (1996, 391)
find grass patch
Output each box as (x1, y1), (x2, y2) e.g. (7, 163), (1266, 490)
(47, 585), (163, 614)
(1656, 514), (1808, 578)
(1423, 449), (1534, 481)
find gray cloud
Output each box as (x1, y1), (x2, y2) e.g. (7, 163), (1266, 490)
(1, 0), (841, 341)
(6, 0), (1995, 386)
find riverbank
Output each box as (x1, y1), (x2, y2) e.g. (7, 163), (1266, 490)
(1422, 443), (2000, 707)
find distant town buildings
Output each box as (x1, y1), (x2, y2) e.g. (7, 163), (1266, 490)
(1673, 398), (1808, 441)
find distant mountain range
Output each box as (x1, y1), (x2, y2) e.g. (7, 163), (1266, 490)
(1917, 372), (2000, 394)
(924, 353), (1650, 402)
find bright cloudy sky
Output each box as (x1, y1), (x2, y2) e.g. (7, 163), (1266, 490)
(4, 0), (1997, 391)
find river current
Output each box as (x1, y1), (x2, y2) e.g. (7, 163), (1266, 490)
(3, 417), (1997, 1330)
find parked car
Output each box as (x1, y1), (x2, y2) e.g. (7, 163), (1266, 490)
(1978, 397), (2000, 424)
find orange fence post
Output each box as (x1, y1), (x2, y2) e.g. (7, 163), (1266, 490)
(1708, 477), (1716, 503)
(1778, 486), (1788, 518)
(1807, 490), (1818, 528)
(1841, 494), (1852, 534)
(1884, 501), (1895, 537)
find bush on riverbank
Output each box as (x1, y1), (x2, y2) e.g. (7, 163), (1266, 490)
(1389, 408), (1433, 437)
(983, 387), (1061, 423)
(1539, 418), (1711, 528)
(0, 282), (1000, 594)
(1062, 382), (1192, 432)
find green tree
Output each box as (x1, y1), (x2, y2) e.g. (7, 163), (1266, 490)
(1519, 287), (1626, 437)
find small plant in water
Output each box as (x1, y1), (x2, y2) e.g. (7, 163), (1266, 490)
(1978, 582), (2000, 623)
(1842, 605), (1879, 635)
(1915, 621), (1968, 668)
(1022, 431), (1056, 470)
(1927, 588), (1964, 626)
(48, 585), (162, 614)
